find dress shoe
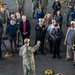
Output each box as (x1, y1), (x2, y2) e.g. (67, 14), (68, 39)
(65, 58), (72, 61)
(73, 62), (75, 66)
(34, 53), (38, 55)
(57, 56), (61, 59)
(17, 45), (20, 47)
(41, 53), (46, 55)
(15, 50), (19, 53)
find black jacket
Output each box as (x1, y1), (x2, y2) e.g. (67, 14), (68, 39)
(52, 1), (61, 12)
(35, 24), (46, 40)
(20, 20), (31, 36)
(51, 28), (64, 42)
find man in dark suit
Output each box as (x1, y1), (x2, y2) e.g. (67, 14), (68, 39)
(20, 15), (31, 44)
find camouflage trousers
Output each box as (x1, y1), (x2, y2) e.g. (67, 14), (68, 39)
(17, 4), (25, 15)
(66, 9), (72, 25)
(23, 64), (36, 75)
(32, 1), (39, 16)
(39, 0), (48, 14)
(18, 7), (25, 15)
(66, 45), (75, 61)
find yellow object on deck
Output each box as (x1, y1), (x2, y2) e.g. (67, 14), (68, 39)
(45, 70), (53, 75)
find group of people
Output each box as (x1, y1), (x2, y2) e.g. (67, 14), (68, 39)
(0, 3), (31, 58)
(16, 0), (48, 18)
(0, 0), (75, 75)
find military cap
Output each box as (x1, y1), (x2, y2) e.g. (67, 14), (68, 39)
(38, 18), (44, 22)
(70, 21), (75, 24)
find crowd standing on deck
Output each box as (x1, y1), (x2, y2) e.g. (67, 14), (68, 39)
(0, 0), (75, 75)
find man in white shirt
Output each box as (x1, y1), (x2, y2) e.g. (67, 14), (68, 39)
(47, 20), (56, 53)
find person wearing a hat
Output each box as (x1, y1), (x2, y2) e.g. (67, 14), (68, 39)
(35, 18), (46, 55)
(19, 38), (41, 75)
(64, 21), (75, 61)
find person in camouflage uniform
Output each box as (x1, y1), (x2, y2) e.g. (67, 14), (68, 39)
(39, 0), (48, 14)
(16, 0), (25, 15)
(0, 6), (8, 36)
(19, 38), (40, 75)
(31, 0), (39, 18)
(66, 0), (74, 26)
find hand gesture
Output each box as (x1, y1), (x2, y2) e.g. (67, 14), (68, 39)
(37, 41), (41, 46)
(23, 32), (28, 35)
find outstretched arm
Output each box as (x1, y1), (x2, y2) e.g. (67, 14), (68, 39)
(29, 41), (41, 52)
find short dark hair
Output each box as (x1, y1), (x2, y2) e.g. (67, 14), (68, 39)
(55, 24), (58, 27)
(3, 4), (7, 5)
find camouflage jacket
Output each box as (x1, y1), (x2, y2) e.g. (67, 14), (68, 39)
(16, 0), (25, 8)
(19, 45), (39, 70)
(0, 10), (8, 24)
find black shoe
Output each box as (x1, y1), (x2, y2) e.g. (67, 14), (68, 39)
(66, 25), (70, 27)
(50, 51), (53, 54)
(34, 52), (38, 55)
(17, 45), (20, 47)
(41, 53), (46, 55)
(73, 63), (75, 66)
(57, 56), (61, 59)
(15, 50), (19, 53)
(52, 56), (56, 59)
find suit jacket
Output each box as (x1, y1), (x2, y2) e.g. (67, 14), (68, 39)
(20, 20), (31, 36)
(19, 45), (39, 70)
(64, 27), (71, 45)
(51, 28), (64, 42)
(64, 27), (75, 45)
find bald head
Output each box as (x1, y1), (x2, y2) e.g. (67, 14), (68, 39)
(22, 15), (26, 21)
